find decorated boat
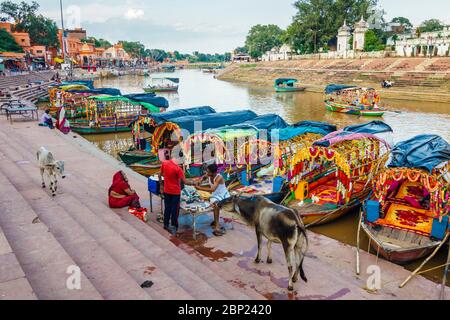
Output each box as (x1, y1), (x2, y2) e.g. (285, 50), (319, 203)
(283, 121), (393, 227)
(274, 78), (306, 93)
(70, 94), (168, 134)
(324, 84), (385, 117)
(120, 106), (217, 164)
(125, 109), (257, 177)
(359, 134), (450, 264)
(144, 77), (179, 93)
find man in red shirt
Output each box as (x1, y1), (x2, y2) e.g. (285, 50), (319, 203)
(159, 152), (187, 233)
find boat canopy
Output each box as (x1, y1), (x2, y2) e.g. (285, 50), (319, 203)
(278, 121), (337, 142)
(215, 114), (289, 132)
(138, 106), (216, 127)
(165, 77), (180, 84)
(61, 80), (95, 89)
(124, 93), (169, 109)
(275, 78), (298, 86)
(168, 110), (258, 134)
(389, 135), (450, 173)
(324, 84), (357, 94)
(67, 88), (122, 96)
(88, 95), (161, 113)
(344, 121), (393, 135)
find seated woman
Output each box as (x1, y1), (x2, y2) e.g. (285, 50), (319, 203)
(108, 171), (141, 209)
(39, 109), (54, 129)
(195, 164), (230, 237)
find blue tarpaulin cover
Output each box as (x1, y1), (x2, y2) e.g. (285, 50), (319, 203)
(279, 121), (337, 141)
(124, 93), (169, 109)
(344, 121), (393, 134)
(325, 84), (357, 94)
(67, 88), (122, 96)
(389, 134), (450, 173)
(148, 107), (217, 126)
(216, 114), (288, 132)
(170, 110), (258, 134)
(165, 77), (180, 84)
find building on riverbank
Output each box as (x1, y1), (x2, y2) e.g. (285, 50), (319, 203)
(392, 26), (450, 57)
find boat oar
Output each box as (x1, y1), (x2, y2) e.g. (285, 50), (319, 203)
(399, 232), (450, 288)
(440, 237), (450, 300)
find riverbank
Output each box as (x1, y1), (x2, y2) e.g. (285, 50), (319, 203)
(0, 111), (448, 300)
(217, 58), (450, 103)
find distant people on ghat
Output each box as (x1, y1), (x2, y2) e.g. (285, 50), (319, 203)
(108, 171), (141, 209)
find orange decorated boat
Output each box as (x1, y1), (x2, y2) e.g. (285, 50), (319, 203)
(359, 134), (450, 264)
(284, 121), (393, 227)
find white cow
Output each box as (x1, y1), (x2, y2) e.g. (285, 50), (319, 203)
(37, 147), (66, 197)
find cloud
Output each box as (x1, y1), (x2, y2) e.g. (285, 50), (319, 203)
(124, 8), (145, 20)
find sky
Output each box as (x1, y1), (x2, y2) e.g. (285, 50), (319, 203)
(6, 0), (450, 53)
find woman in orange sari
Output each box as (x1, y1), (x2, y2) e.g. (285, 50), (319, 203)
(108, 171), (141, 208)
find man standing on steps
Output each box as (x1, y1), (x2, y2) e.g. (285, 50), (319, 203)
(159, 150), (187, 235)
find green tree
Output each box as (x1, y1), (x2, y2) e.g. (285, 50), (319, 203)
(420, 19), (444, 33)
(364, 29), (384, 51)
(391, 17), (413, 32)
(245, 24), (284, 58)
(82, 37), (112, 48)
(234, 46), (248, 54)
(1, 1), (58, 48)
(145, 49), (169, 62)
(18, 14), (59, 47)
(0, 28), (23, 52)
(286, 0), (378, 54)
(0, 1), (39, 26)
(119, 41), (145, 58)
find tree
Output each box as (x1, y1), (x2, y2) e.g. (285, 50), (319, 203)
(391, 17), (413, 32)
(245, 24), (284, 58)
(286, 0), (379, 54)
(364, 29), (384, 51)
(1, 1), (58, 48)
(420, 19), (444, 33)
(0, 1), (39, 26)
(19, 14), (59, 47)
(234, 46), (248, 54)
(0, 28), (23, 52)
(82, 37), (111, 48)
(119, 41), (145, 58)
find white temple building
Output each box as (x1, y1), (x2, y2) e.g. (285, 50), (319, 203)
(393, 26), (450, 57)
(262, 44), (293, 62)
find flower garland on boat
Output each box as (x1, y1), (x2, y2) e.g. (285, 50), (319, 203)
(373, 166), (450, 217)
(182, 132), (228, 165)
(151, 122), (182, 154)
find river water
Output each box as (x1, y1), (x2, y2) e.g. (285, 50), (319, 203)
(85, 69), (450, 285)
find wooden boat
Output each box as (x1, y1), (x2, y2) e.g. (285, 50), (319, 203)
(143, 77), (179, 93)
(71, 124), (132, 134)
(70, 95), (147, 135)
(118, 150), (155, 165)
(129, 158), (162, 177)
(274, 78), (306, 93)
(324, 84), (386, 117)
(359, 135), (450, 264)
(283, 122), (392, 227)
(325, 100), (385, 117)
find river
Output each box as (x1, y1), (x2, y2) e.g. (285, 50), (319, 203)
(84, 69), (450, 285)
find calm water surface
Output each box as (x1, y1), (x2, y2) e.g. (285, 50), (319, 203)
(85, 69), (450, 285)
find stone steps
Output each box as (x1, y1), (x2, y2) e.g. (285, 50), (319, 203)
(0, 168), (102, 300)
(0, 116), (252, 300)
(0, 221), (37, 300)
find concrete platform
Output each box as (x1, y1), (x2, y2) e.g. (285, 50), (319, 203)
(0, 113), (448, 300)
